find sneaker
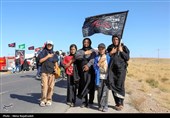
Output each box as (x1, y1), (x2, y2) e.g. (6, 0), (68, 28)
(80, 102), (88, 108)
(98, 107), (103, 111)
(70, 103), (75, 107)
(66, 102), (71, 106)
(40, 101), (46, 107)
(102, 107), (108, 112)
(46, 101), (52, 106)
(36, 76), (41, 80)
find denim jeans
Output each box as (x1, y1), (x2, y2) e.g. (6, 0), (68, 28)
(15, 65), (21, 72)
(36, 66), (41, 77)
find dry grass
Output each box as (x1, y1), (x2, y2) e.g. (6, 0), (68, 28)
(146, 79), (159, 88)
(126, 58), (170, 110)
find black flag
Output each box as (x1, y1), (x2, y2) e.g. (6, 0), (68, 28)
(8, 42), (16, 47)
(82, 11), (128, 39)
(28, 46), (34, 50)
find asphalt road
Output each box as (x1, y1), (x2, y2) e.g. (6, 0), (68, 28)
(0, 71), (139, 114)
(0, 71), (69, 113)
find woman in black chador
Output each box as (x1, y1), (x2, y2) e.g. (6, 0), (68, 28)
(74, 38), (96, 108)
(22, 59), (29, 71)
(107, 35), (130, 111)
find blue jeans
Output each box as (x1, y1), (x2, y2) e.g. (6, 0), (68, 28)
(15, 65), (21, 72)
(36, 66), (41, 77)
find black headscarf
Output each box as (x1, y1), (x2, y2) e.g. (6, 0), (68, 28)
(107, 35), (120, 53)
(82, 38), (92, 51)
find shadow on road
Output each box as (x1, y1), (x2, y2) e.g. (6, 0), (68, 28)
(20, 75), (36, 78)
(35, 78), (41, 81)
(10, 92), (67, 105)
(52, 93), (66, 104)
(10, 93), (41, 105)
(55, 79), (67, 89)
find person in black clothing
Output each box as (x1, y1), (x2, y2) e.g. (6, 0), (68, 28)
(74, 38), (96, 108)
(62, 44), (78, 107)
(22, 59), (29, 71)
(107, 35), (130, 111)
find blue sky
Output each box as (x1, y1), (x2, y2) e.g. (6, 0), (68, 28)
(0, 0), (170, 58)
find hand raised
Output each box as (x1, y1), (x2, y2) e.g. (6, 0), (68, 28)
(47, 53), (54, 58)
(85, 50), (92, 55)
(83, 65), (89, 71)
(111, 47), (117, 54)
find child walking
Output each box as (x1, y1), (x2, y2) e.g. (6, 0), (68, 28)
(63, 44), (77, 107)
(94, 43), (110, 112)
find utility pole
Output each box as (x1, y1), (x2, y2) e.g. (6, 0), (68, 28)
(158, 48), (159, 64)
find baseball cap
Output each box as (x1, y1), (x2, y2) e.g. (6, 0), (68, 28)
(98, 43), (106, 48)
(46, 40), (53, 45)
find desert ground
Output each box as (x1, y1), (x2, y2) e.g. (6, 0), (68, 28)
(126, 58), (170, 113)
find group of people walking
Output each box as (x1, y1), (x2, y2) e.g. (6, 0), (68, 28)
(11, 56), (34, 73)
(38, 35), (130, 112)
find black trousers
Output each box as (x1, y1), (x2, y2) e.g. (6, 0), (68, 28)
(84, 78), (95, 104)
(112, 91), (124, 106)
(83, 84), (95, 104)
(67, 75), (77, 103)
(77, 71), (95, 104)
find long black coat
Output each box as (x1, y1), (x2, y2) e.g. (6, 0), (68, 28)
(22, 60), (29, 71)
(74, 49), (96, 99)
(107, 44), (130, 97)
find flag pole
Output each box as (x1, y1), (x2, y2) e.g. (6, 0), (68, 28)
(118, 38), (122, 56)
(118, 10), (128, 56)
